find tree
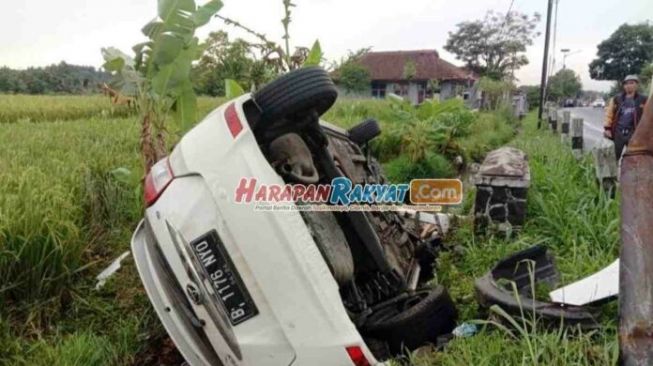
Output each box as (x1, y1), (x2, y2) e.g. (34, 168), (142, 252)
(402, 59), (417, 80)
(519, 85), (541, 109)
(445, 11), (541, 80)
(336, 63), (370, 93)
(193, 31), (275, 96)
(589, 23), (653, 82)
(547, 69), (582, 101)
(0, 63), (107, 94)
(216, 1), (322, 74)
(479, 77), (513, 110)
(641, 63), (653, 94)
(102, 0), (222, 171)
(331, 48), (371, 93)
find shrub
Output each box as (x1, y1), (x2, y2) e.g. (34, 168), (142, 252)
(384, 152), (455, 183)
(458, 112), (516, 162)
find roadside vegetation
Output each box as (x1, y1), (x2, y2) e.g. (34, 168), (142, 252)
(412, 112), (619, 365)
(324, 98), (517, 182)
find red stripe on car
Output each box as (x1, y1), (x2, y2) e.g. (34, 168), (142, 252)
(225, 103), (243, 137)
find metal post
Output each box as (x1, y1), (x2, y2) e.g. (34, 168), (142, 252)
(571, 117), (583, 158)
(620, 94), (653, 365)
(537, 0), (555, 128)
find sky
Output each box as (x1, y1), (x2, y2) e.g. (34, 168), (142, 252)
(1, 0), (651, 92)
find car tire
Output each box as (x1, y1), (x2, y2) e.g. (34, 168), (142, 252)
(362, 286), (457, 353)
(348, 119), (381, 145)
(253, 66), (337, 123)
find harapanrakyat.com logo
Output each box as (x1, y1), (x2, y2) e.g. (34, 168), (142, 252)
(233, 177), (463, 212)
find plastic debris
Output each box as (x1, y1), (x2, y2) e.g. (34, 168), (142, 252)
(95, 251), (131, 290)
(549, 259), (619, 306)
(452, 323), (478, 338)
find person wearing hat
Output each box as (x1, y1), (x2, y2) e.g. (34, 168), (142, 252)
(604, 75), (648, 160)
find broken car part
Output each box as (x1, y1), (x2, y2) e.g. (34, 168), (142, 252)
(360, 286), (457, 354)
(549, 259), (618, 306)
(268, 132), (319, 184)
(95, 251), (131, 290)
(475, 245), (598, 328)
(397, 209), (452, 237)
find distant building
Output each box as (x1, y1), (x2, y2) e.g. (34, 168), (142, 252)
(358, 50), (478, 105)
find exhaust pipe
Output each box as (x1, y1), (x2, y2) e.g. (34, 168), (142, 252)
(619, 87), (653, 365)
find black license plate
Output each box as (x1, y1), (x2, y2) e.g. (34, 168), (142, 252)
(190, 230), (258, 325)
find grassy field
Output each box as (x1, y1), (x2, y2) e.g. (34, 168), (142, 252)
(0, 94), (617, 365)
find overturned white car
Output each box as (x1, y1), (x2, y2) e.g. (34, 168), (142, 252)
(131, 67), (457, 366)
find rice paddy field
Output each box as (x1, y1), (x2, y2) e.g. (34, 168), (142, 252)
(0, 94), (618, 365)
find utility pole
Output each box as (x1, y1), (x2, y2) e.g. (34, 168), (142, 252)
(537, 0), (555, 128)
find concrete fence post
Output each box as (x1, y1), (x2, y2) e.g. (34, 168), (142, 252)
(561, 111), (571, 142)
(571, 117), (583, 159)
(547, 106), (552, 128)
(549, 108), (558, 132)
(593, 139), (618, 194)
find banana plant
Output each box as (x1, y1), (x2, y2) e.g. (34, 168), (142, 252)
(102, 0), (222, 171)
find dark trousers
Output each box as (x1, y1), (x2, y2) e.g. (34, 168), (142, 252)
(615, 127), (634, 161)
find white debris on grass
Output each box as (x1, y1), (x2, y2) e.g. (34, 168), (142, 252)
(95, 251), (131, 290)
(549, 259), (619, 306)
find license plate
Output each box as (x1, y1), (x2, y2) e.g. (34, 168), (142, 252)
(190, 230), (258, 325)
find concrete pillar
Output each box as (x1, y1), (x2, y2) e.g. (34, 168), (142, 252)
(561, 111), (571, 142)
(473, 147), (530, 234)
(549, 108), (558, 132)
(593, 139), (618, 194)
(571, 117), (583, 159)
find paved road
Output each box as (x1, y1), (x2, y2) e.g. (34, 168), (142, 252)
(562, 107), (606, 150)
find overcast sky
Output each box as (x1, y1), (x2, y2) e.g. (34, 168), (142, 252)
(1, 0), (651, 91)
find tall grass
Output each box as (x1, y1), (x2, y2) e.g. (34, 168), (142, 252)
(0, 116), (142, 320)
(0, 95), (132, 123)
(0, 94), (225, 124)
(428, 112), (619, 365)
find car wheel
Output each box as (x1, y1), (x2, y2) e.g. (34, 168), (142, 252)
(253, 66), (337, 123)
(348, 119), (381, 146)
(361, 286), (457, 353)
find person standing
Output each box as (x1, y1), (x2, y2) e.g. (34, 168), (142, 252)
(604, 75), (648, 160)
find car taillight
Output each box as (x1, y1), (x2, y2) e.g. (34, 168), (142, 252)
(346, 346), (371, 366)
(144, 157), (174, 207)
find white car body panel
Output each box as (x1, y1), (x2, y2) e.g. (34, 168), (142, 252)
(133, 94), (380, 366)
(549, 259), (619, 306)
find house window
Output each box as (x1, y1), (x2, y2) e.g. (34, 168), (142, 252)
(393, 83), (408, 96)
(371, 81), (386, 98)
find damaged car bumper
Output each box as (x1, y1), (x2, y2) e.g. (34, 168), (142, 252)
(474, 245), (599, 328)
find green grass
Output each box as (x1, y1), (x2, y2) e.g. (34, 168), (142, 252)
(0, 95), (614, 365)
(0, 95), (133, 123)
(410, 112), (619, 365)
(0, 94), (225, 123)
